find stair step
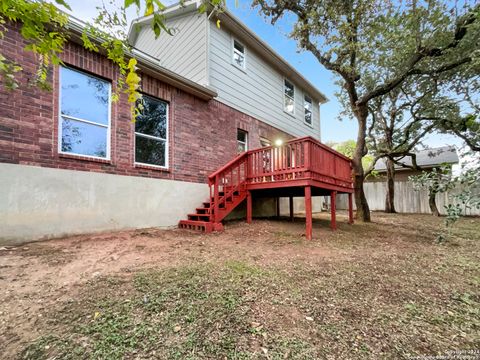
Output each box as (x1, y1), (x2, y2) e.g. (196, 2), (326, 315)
(202, 202), (211, 208)
(188, 213), (212, 221)
(196, 207), (210, 214)
(178, 220), (213, 233)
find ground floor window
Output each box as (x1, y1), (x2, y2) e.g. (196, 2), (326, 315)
(260, 137), (271, 147)
(237, 129), (248, 153)
(135, 95), (168, 167)
(59, 66), (111, 159)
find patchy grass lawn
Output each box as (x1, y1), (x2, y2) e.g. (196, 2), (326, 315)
(1, 212), (479, 359)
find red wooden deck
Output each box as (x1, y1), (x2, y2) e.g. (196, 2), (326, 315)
(179, 136), (354, 239)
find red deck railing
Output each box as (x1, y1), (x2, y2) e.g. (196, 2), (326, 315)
(247, 136), (352, 189)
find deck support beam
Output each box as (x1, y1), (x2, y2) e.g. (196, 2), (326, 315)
(246, 190), (252, 224)
(348, 192), (354, 224)
(330, 190), (337, 231)
(305, 186), (312, 240)
(289, 196), (294, 221)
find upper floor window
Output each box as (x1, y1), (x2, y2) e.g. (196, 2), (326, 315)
(135, 95), (168, 168)
(59, 66), (111, 159)
(237, 129), (248, 153)
(304, 95), (313, 125)
(232, 39), (246, 69)
(284, 79), (295, 115)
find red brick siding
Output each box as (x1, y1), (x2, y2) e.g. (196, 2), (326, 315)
(0, 23), (292, 183)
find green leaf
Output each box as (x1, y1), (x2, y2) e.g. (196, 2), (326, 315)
(53, 0), (72, 11)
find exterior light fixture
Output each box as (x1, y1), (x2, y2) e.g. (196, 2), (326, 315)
(274, 139), (283, 147)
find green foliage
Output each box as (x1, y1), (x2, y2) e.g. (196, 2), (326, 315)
(410, 159), (480, 242)
(0, 0), (69, 89)
(331, 139), (377, 176)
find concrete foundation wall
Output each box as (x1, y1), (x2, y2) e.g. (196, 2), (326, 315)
(226, 197), (277, 220)
(0, 164), (209, 245)
(279, 196), (324, 215)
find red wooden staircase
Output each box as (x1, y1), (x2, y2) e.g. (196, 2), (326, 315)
(178, 152), (249, 233)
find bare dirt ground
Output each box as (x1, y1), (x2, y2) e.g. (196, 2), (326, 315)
(1, 212), (479, 359)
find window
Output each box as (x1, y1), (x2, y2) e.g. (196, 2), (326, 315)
(260, 137), (271, 147)
(284, 79), (295, 115)
(232, 39), (246, 69)
(59, 66), (111, 159)
(237, 129), (248, 153)
(304, 95), (313, 125)
(135, 95), (168, 167)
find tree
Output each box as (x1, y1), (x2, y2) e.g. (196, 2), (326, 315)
(254, 0), (480, 221)
(366, 77), (458, 213)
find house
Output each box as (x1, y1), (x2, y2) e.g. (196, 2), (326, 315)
(128, 1), (327, 140)
(371, 146), (459, 181)
(0, 2), (352, 245)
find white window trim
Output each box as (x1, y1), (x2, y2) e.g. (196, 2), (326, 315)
(231, 37), (247, 71)
(283, 78), (295, 116)
(134, 95), (169, 169)
(304, 94), (313, 127)
(237, 129), (248, 152)
(58, 66), (112, 161)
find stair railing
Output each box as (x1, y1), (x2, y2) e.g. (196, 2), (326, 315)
(208, 152), (249, 223)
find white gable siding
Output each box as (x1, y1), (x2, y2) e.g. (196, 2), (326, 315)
(208, 21), (321, 140)
(134, 13), (208, 85)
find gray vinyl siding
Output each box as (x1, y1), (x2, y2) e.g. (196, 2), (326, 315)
(134, 13), (208, 85)
(208, 20), (321, 140)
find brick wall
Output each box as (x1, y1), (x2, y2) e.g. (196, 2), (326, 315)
(0, 23), (292, 184)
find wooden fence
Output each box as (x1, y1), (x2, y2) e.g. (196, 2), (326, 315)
(336, 181), (480, 216)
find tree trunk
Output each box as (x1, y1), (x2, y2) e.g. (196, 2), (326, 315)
(352, 106), (371, 222)
(429, 191), (440, 216)
(385, 158), (396, 213)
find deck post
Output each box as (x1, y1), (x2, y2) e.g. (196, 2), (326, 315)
(289, 196), (294, 221)
(330, 190), (337, 231)
(246, 190), (252, 224)
(305, 186), (312, 240)
(276, 197), (280, 217)
(348, 192), (354, 224)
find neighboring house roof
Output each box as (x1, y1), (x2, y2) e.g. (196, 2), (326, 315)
(128, 0), (328, 104)
(375, 146), (459, 172)
(66, 16), (217, 101)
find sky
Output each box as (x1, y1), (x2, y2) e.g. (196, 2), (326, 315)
(61, 0), (462, 149)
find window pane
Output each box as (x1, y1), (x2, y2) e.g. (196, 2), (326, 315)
(234, 40), (244, 54)
(61, 117), (107, 158)
(305, 111), (312, 124)
(237, 142), (246, 153)
(284, 80), (294, 98)
(237, 130), (247, 142)
(135, 96), (168, 139)
(260, 138), (271, 147)
(233, 51), (245, 68)
(304, 96), (312, 112)
(60, 67), (110, 125)
(135, 135), (166, 166)
(284, 96), (295, 114)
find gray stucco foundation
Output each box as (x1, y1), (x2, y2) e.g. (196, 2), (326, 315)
(0, 163), (209, 245)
